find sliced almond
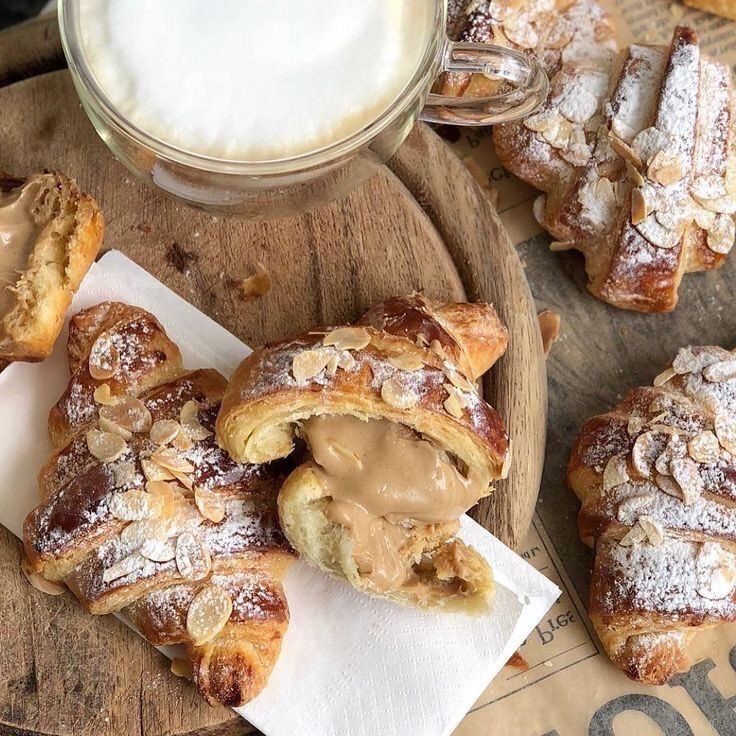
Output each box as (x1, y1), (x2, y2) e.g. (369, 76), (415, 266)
(180, 400), (213, 442)
(194, 487), (226, 523)
(93, 383), (117, 406)
(631, 188), (649, 226)
(688, 431), (720, 464)
(141, 458), (175, 482)
(151, 448), (195, 474)
(631, 127), (668, 166)
(292, 349), (333, 382)
(525, 110), (564, 133)
(631, 431), (666, 478)
(656, 473), (684, 500)
(504, 17), (538, 48)
(706, 213), (735, 255)
(380, 376), (420, 409)
(186, 585), (233, 646)
(697, 542), (736, 600)
(99, 416), (133, 441)
(323, 327), (371, 351)
(533, 195), (547, 226)
(87, 429), (128, 463)
(388, 353), (424, 372)
(691, 174), (727, 201)
(627, 416), (645, 437)
(171, 657), (193, 679)
(703, 359), (736, 383)
(150, 419), (181, 446)
(120, 517), (168, 550)
(176, 532), (212, 581)
(652, 366), (676, 387)
(326, 354), (339, 376)
(337, 351), (357, 371)
(639, 515), (665, 545)
(609, 134), (643, 169)
(100, 396), (152, 434)
(619, 523), (646, 547)
(429, 339), (447, 360)
(694, 206), (716, 231)
(21, 558), (66, 596)
(140, 538), (177, 562)
(102, 553), (145, 584)
(112, 461), (137, 489)
(558, 89), (598, 125)
(443, 384), (467, 419)
(670, 457), (704, 505)
(672, 347), (698, 374)
(715, 411), (736, 455)
(444, 366), (475, 393)
(626, 160), (645, 187)
(693, 193), (736, 215)
(647, 150), (684, 186)
(109, 489), (163, 521)
(603, 454), (629, 491)
(550, 241), (575, 252)
(542, 119), (574, 150)
(88, 335), (121, 380)
(237, 262), (271, 299)
(635, 214), (683, 249)
(171, 470), (194, 492)
(172, 431), (195, 452)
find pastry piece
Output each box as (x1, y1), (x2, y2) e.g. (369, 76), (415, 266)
(23, 302), (294, 707)
(0, 172), (103, 362)
(495, 26), (736, 312)
(683, 0), (736, 20)
(217, 294), (510, 614)
(569, 344), (736, 684)
(439, 0), (618, 97)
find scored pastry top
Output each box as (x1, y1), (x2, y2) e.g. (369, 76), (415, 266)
(495, 26), (736, 312)
(569, 345), (736, 684)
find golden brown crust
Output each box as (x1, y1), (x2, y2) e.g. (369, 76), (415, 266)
(683, 0), (736, 20)
(568, 344), (736, 684)
(23, 302), (294, 707)
(496, 27), (736, 312)
(217, 295), (507, 613)
(0, 171), (103, 362)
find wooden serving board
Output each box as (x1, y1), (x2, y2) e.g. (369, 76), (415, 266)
(0, 18), (546, 736)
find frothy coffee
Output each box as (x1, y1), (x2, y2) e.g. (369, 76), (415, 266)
(78, 0), (434, 162)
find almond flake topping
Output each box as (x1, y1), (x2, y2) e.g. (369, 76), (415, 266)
(150, 419), (181, 446)
(87, 429), (127, 463)
(444, 366), (475, 393)
(635, 214), (683, 250)
(337, 351), (357, 371)
(100, 397), (152, 434)
(380, 376), (420, 410)
(140, 538), (177, 563)
(180, 400), (212, 441)
(627, 417), (645, 437)
(99, 416), (132, 441)
(151, 448), (195, 474)
(93, 383), (117, 406)
(524, 110), (563, 133)
(617, 493), (654, 520)
(109, 489), (163, 521)
(631, 431), (666, 478)
(610, 134), (643, 169)
(715, 411), (736, 455)
(631, 188), (649, 226)
(194, 486), (226, 523)
(706, 214), (735, 255)
(88, 335), (121, 380)
(21, 558), (66, 596)
(102, 553), (145, 584)
(292, 349), (332, 382)
(186, 585), (233, 646)
(141, 458), (175, 482)
(696, 542), (736, 600)
(603, 455), (629, 491)
(176, 532), (212, 581)
(688, 431), (720, 464)
(639, 515), (665, 545)
(443, 384), (467, 419)
(652, 367), (676, 387)
(120, 517), (168, 549)
(670, 457), (704, 505)
(323, 327), (371, 351)
(619, 524), (647, 547)
(703, 359), (736, 383)
(388, 353), (424, 372)
(656, 473), (684, 500)
(647, 150), (685, 186)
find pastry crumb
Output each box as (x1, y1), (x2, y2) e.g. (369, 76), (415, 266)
(237, 262), (271, 299)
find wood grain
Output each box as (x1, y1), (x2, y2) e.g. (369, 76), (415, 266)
(0, 21), (546, 736)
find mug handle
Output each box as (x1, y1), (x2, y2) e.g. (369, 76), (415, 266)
(420, 40), (549, 126)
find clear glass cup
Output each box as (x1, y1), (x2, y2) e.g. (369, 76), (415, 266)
(59, 1), (548, 218)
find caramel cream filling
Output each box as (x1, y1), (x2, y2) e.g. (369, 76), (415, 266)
(0, 183), (41, 316)
(301, 415), (484, 593)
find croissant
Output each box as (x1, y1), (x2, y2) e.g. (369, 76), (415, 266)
(569, 344), (736, 684)
(494, 26), (736, 312)
(23, 302), (294, 707)
(217, 294), (510, 614)
(439, 0), (617, 97)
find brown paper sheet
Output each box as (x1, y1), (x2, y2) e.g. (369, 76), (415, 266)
(449, 2), (736, 733)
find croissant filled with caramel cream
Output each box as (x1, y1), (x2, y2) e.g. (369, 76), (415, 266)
(216, 295), (510, 614)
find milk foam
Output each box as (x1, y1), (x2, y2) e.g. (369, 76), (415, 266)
(78, 0), (434, 162)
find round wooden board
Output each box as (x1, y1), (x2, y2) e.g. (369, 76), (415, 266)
(0, 19), (546, 736)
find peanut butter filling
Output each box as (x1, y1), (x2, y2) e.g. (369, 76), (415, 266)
(301, 415), (485, 593)
(0, 182), (41, 316)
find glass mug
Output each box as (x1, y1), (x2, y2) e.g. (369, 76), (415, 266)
(59, 1), (548, 218)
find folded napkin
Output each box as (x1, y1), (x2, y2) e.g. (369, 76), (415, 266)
(0, 250), (560, 736)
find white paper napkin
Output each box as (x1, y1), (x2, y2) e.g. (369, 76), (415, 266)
(0, 250), (560, 736)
